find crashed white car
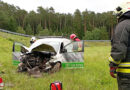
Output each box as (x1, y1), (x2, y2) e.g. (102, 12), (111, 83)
(12, 37), (84, 74)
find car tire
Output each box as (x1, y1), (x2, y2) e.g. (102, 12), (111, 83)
(49, 62), (61, 73)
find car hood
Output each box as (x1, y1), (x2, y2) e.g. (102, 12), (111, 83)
(27, 40), (57, 53)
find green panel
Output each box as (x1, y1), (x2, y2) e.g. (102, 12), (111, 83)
(62, 62), (84, 68)
(13, 60), (20, 65)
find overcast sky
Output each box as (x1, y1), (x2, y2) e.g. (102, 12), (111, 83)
(2, 0), (125, 14)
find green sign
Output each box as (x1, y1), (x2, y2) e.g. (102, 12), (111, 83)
(13, 60), (20, 65)
(62, 62), (84, 68)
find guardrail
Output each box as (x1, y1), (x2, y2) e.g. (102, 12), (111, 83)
(0, 29), (31, 37)
(0, 28), (111, 42)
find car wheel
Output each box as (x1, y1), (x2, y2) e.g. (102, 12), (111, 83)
(49, 62), (61, 73)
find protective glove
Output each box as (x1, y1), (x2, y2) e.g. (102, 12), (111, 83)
(109, 62), (118, 78)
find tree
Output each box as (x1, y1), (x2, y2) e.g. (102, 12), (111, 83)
(82, 10), (88, 33)
(38, 29), (50, 36)
(17, 26), (25, 34)
(100, 27), (109, 40)
(25, 24), (33, 35)
(73, 9), (84, 39)
(83, 27), (109, 40)
(37, 7), (48, 29)
(0, 11), (9, 30)
(25, 11), (38, 35)
(36, 24), (43, 35)
(8, 16), (17, 32)
(0, 1), (117, 39)
(15, 9), (27, 28)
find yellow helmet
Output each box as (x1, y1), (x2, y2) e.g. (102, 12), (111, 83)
(114, 0), (130, 18)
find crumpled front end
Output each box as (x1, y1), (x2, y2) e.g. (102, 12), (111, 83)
(18, 51), (56, 77)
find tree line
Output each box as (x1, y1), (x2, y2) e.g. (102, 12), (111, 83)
(0, 1), (117, 40)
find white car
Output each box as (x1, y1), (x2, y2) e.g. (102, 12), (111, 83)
(12, 36), (84, 74)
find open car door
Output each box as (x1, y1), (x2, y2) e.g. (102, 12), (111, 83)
(62, 41), (84, 68)
(12, 42), (28, 65)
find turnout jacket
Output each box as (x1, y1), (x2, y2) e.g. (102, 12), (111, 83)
(110, 12), (130, 73)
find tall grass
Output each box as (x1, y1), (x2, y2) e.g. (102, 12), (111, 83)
(0, 32), (117, 90)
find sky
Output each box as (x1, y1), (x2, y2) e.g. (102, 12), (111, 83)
(2, 0), (125, 14)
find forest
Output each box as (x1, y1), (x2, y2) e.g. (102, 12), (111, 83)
(0, 1), (117, 40)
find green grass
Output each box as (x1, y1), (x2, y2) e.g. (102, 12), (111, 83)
(0, 32), (118, 90)
(0, 32), (30, 46)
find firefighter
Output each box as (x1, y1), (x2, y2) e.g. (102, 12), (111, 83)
(108, 0), (130, 90)
(70, 34), (82, 51)
(30, 36), (36, 45)
(70, 34), (80, 41)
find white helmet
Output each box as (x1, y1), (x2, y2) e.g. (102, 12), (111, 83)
(31, 37), (36, 41)
(114, 0), (130, 18)
(30, 37), (36, 44)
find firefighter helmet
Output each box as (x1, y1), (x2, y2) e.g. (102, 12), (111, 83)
(113, 0), (130, 18)
(31, 37), (36, 41)
(70, 34), (76, 40)
(30, 37), (36, 44)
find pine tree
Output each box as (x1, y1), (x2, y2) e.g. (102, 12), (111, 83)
(17, 26), (25, 34)
(73, 9), (83, 39)
(36, 24), (43, 35)
(25, 24), (33, 35)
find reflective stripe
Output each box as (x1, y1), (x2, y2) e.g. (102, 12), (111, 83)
(118, 63), (130, 67)
(117, 62), (130, 73)
(108, 56), (121, 64)
(117, 68), (130, 73)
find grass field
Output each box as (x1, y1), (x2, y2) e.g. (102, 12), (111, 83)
(0, 32), (118, 90)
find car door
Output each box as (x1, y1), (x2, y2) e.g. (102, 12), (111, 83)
(61, 41), (84, 68)
(12, 42), (28, 65)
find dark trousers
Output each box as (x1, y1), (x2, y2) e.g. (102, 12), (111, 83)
(117, 73), (130, 90)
